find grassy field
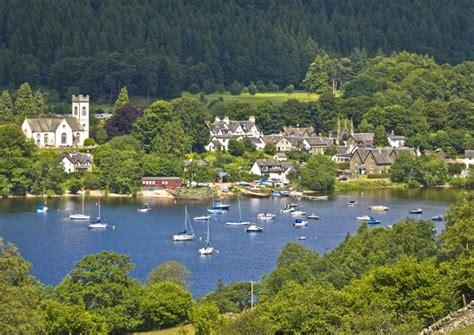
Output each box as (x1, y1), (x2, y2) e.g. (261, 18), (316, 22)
(448, 324), (474, 335)
(183, 91), (319, 106)
(134, 324), (195, 335)
(336, 177), (407, 192)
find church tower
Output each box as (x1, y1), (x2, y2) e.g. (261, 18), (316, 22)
(72, 95), (89, 139)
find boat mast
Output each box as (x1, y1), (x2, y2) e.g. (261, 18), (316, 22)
(238, 196), (242, 222)
(81, 192), (85, 215)
(206, 219), (210, 246)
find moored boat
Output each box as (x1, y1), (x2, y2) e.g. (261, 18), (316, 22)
(212, 202), (230, 210)
(70, 192), (90, 220)
(356, 215), (371, 221)
(207, 208), (225, 214)
(245, 224), (263, 233)
(348, 200), (357, 206)
(431, 215), (443, 221)
(194, 215), (211, 221)
(199, 220), (214, 255)
(293, 218), (308, 227)
(173, 206), (195, 241)
(306, 213), (320, 220)
(257, 213), (276, 220)
(137, 203), (152, 213)
(367, 217), (381, 224)
(297, 236), (306, 240)
(290, 210), (306, 217)
(409, 208), (423, 214)
(369, 205), (389, 211)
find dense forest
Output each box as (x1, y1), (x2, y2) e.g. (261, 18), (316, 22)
(0, 0), (473, 99)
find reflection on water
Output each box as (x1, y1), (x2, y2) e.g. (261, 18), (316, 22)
(0, 189), (460, 296)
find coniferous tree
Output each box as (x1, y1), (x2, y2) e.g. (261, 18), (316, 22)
(0, 91), (14, 124)
(14, 83), (37, 123)
(113, 87), (129, 110)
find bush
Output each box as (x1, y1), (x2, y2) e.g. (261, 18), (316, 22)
(367, 173), (389, 179)
(248, 84), (257, 95)
(448, 163), (465, 176)
(449, 176), (466, 188)
(256, 81), (267, 92)
(284, 84), (295, 94)
(189, 84), (200, 95)
(68, 179), (83, 194)
(407, 179), (421, 188)
(84, 138), (96, 146)
(241, 86), (249, 94)
(337, 162), (350, 170)
(202, 80), (215, 95)
(229, 81), (242, 96)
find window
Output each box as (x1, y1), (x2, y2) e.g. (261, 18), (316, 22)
(76, 133), (80, 143)
(61, 133), (67, 144)
(74, 106), (78, 115)
(44, 134), (48, 145)
(82, 106), (86, 116)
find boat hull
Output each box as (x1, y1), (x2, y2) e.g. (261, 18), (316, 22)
(69, 214), (91, 220)
(226, 221), (251, 226)
(199, 247), (214, 255)
(88, 223), (107, 229)
(172, 234), (194, 241)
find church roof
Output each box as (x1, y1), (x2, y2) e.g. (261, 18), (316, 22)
(25, 117), (84, 132)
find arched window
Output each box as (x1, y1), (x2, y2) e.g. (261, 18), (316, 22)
(61, 133), (67, 144)
(74, 106), (78, 115)
(82, 106), (87, 116)
(44, 134), (48, 146)
(76, 133), (80, 143)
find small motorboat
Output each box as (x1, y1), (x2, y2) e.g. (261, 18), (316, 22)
(288, 203), (299, 208)
(367, 217), (381, 225)
(356, 215), (371, 221)
(290, 210), (306, 217)
(431, 215), (444, 221)
(226, 221), (251, 226)
(297, 236), (306, 240)
(257, 213), (276, 220)
(272, 191), (282, 197)
(348, 200), (357, 206)
(293, 218), (308, 227)
(194, 215), (211, 221)
(280, 207), (294, 214)
(137, 203), (152, 213)
(207, 208), (225, 214)
(212, 202), (230, 210)
(245, 224), (263, 233)
(409, 208), (423, 214)
(369, 205), (389, 211)
(306, 213), (320, 220)
(69, 214), (91, 220)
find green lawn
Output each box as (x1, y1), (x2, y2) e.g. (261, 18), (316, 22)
(183, 91), (319, 106)
(448, 324), (474, 335)
(134, 324), (195, 335)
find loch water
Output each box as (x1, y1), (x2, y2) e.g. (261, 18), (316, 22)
(0, 189), (459, 296)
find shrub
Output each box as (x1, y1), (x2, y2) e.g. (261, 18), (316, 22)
(189, 84), (200, 95)
(449, 177), (466, 188)
(84, 138), (96, 146)
(248, 84), (257, 95)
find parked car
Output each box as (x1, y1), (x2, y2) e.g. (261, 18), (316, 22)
(338, 176), (348, 181)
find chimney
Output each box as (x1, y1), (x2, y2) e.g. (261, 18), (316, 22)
(249, 115), (255, 122)
(214, 116), (221, 123)
(223, 116), (230, 124)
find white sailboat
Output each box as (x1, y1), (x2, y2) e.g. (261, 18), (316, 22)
(88, 200), (107, 229)
(173, 206), (195, 241)
(226, 197), (251, 226)
(36, 192), (48, 213)
(199, 219), (214, 255)
(69, 192), (90, 220)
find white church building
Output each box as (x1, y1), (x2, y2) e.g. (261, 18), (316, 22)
(22, 95), (90, 148)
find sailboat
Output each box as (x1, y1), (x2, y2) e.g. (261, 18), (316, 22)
(36, 192), (48, 213)
(173, 206), (195, 241)
(226, 197), (251, 226)
(88, 200), (108, 229)
(207, 196), (225, 214)
(137, 203), (152, 213)
(69, 192), (90, 220)
(199, 219), (214, 255)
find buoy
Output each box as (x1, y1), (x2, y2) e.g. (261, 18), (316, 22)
(112, 225), (116, 230)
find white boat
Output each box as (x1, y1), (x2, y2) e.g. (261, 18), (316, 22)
(257, 213), (276, 220)
(199, 219), (214, 255)
(431, 215), (443, 221)
(137, 203), (152, 213)
(245, 223), (263, 233)
(212, 202), (230, 210)
(297, 236), (306, 240)
(280, 207), (294, 214)
(288, 203), (299, 208)
(293, 218), (308, 227)
(409, 208), (423, 214)
(290, 210), (306, 217)
(194, 215), (211, 221)
(369, 205), (389, 211)
(173, 206), (195, 241)
(36, 193), (48, 213)
(226, 197), (252, 226)
(306, 213), (320, 220)
(356, 215), (371, 221)
(207, 208), (225, 214)
(348, 200), (357, 206)
(70, 192), (90, 220)
(88, 200), (107, 229)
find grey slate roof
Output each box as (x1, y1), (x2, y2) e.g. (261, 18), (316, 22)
(352, 133), (374, 143)
(26, 117), (84, 132)
(368, 148), (393, 165)
(388, 134), (406, 140)
(465, 150), (474, 159)
(306, 136), (333, 146)
(282, 126), (314, 137)
(61, 153), (93, 164)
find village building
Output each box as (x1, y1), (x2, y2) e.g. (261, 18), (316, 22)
(22, 95), (90, 148)
(460, 150), (474, 177)
(205, 116), (263, 151)
(332, 146), (354, 163)
(142, 177), (182, 190)
(346, 133), (374, 149)
(264, 135), (292, 152)
(305, 136), (334, 155)
(273, 152), (287, 161)
(387, 131), (406, 148)
(250, 159), (293, 183)
(349, 147), (417, 175)
(60, 153), (93, 173)
(280, 125), (315, 137)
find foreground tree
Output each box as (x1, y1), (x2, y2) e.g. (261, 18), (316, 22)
(0, 90), (14, 124)
(114, 87), (129, 110)
(0, 239), (45, 333)
(148, 261), (191, 287)
(105, 103), (143, 138)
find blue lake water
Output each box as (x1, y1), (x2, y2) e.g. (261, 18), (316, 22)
(0, 189), (458, 296)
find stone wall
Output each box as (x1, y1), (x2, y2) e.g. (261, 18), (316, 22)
(421, 300), (474, 334)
